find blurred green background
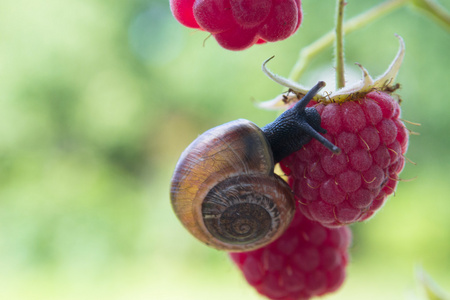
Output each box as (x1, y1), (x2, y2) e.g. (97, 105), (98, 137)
(1, 0), (449, 299)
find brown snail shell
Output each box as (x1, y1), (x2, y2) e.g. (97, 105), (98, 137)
(170, 119), (295, 252)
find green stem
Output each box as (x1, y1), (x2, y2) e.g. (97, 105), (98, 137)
(335, 0), (346, 89)
(411, 0), (450, 31)
(288, 0), (410, 82)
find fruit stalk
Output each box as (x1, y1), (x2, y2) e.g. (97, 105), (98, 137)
(411, 0), (450, 31)
(288, 0), (409, 82)
(335, 0), (346, 89)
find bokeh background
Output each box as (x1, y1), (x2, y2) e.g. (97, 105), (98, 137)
(1, 0), (449, 299)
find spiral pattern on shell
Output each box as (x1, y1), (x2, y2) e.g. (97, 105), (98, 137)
(203, 175), (283, 245)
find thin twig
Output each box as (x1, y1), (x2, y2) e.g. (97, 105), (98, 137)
(335, 0), (346, 89)
(288, 0), (410, 82)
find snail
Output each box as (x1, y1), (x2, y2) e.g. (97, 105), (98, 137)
(170, 81), (340, 252)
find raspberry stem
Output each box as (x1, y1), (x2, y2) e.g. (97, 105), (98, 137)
(335, 0), (346, 89)
(411, 0), (450, 31)
(289, 0), (450, 82)
(288, 0), (410, 82)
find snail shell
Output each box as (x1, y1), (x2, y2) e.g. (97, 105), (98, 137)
(170, 119), (295, 252)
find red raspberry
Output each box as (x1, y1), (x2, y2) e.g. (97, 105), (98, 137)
(170, 0), (302, 50)
(229, 210), (351, 300)
(280, 90), (409, 227)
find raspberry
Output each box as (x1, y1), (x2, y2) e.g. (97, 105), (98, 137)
(229, 210), (351, 300)
(280, 90), (409, 227)
(257, 36), (409, 227)
(170, 0), (302, 50)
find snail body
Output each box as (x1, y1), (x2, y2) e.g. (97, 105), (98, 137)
(170, 81), (340, 252)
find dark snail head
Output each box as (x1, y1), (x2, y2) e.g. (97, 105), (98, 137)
(170, 81), (340, 252)
(262, 81), (340, 163)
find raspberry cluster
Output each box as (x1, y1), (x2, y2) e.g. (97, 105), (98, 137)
(280, 90), (409, 227)
(170, 0), (302, 50)
(230, 209), (351, 300)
